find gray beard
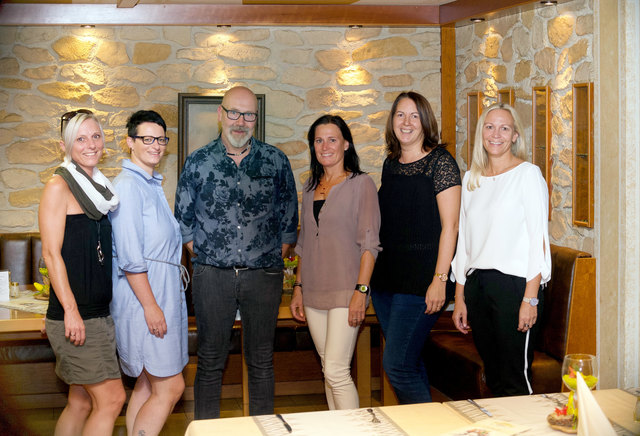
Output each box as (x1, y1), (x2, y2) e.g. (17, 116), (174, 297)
(227, 131), (252, 149)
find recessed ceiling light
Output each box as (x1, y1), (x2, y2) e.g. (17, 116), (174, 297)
(349, 25), (362, 29)
(80, 24), (95, 28)
(470, 17), (485, 23)
(541, 0), (557, 5)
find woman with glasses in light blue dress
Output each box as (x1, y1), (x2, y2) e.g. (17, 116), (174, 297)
(110, 110), (189, 436)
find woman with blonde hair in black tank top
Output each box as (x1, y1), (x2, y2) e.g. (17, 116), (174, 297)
(40, 110), (125, 436)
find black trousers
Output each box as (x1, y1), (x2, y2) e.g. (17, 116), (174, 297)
(464, 269), (544, 397)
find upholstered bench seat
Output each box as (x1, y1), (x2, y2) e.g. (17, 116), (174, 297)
(425, 244), (596, 400)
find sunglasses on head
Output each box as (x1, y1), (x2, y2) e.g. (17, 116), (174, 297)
(60, 109), (93, 136)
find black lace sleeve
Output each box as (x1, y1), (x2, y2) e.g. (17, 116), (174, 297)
(433, 149), (461, 194)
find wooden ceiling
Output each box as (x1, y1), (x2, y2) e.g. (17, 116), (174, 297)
(0, 0), (542, 26)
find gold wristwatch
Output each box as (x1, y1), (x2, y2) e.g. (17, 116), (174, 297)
(434, 272), (448, 282)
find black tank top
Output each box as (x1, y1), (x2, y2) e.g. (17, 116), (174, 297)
(46, 214), (112, 320)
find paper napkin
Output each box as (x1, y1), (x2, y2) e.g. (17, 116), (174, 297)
(576, 371), (616, 435)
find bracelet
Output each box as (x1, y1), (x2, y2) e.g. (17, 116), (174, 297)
(293, 282), (302, 289)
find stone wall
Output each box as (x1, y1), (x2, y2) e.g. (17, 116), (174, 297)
(455, 0), (594, 252)
(0, 25), (441, 232)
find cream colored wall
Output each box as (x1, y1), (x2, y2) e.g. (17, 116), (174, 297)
(0, 25), (441, 232)
(595, 0), (639, 390)
(455, 0), (595, 252)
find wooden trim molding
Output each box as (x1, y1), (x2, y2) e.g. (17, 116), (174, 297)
(440, 25), (457, 158)
(0, 0), (538, 26)
(0, 4), (440, 26)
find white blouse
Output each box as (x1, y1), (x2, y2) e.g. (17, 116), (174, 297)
(451, 162), (551, 286)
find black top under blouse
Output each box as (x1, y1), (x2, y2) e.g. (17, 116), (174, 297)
(313, 199), (325, 224)
(46, 214), (113, 320)
(371, 147), (461, 296)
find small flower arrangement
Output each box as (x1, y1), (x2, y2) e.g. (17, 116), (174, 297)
(284, 255), (299, 270)
(33, 265), (50, 299)
(283, 255), (299, 290)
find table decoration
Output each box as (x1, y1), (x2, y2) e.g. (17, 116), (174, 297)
(282, 254), (298, 292)
(33, 257), (50, 300)
(0, 289), (48, 314)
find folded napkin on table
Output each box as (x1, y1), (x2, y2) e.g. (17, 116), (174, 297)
(576, 371), (616, 435)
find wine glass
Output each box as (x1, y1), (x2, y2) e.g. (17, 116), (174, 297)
(562, 353), (598, 415)
(38, 257), (50, 298)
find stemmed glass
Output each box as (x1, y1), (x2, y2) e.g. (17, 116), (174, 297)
(37, 257), (50, 298)
(562, 353), (598, 416)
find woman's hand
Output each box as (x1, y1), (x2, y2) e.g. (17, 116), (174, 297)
(348, 291), (366, 327)
(64, 308), (86, 346)
(452, 299), (470, 334)
(290, 287), (306, 322)
(425, 279), (446, 314)
(144, 303), (167, 338)
(518, 302), (537, 332)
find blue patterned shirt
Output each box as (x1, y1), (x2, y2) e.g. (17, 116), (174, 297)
(175, 136), (298, 268)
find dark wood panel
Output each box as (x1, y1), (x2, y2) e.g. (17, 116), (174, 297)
(0, 4), (440, 26)
(440, 24), (456, 158)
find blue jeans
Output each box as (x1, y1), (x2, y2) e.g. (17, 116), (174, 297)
(371, 289), (441, 404)
(192, 265), (283, 419)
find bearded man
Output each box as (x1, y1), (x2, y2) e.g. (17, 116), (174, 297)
(175, 86), (298, 419)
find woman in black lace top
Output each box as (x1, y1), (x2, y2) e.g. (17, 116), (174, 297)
(370, 91), (461, 403)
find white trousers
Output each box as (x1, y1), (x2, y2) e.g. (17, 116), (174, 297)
(305, 306), (360, 410)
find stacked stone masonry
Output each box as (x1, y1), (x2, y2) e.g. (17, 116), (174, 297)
(0, 0), (593, 253)
(455, 0), (594, 252)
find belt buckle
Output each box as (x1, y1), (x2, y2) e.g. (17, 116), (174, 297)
(233, 265), (248, 277)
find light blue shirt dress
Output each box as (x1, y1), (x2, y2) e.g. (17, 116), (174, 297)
(110, 159), (188, 377)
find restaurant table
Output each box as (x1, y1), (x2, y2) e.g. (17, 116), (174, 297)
(185, 402), (470, 436)
(0, 285), (46, 334)
(0, 287), (380, 416)
(184, 388), (640, 436)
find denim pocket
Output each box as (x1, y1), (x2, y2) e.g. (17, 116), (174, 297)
(192, 264), (206, 278)
(262, 266), (282, 275)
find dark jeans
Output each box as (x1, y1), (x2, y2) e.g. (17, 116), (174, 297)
(464, 269), (544, 397)
(192, 265), (283, 419)
(371, 289), (443, 404)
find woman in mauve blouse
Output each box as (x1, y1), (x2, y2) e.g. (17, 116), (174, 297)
(290, 115), (381, 410)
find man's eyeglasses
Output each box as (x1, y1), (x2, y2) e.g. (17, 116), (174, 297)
(131, 135), (170, 146)
(221, 105), (258, 122)
(60, 109), (93, 136)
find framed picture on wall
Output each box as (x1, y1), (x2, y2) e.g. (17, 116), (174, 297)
(532, 86), (552, 220)
(498, 88), (516, 106)
(177, 93), (266, 176)
(572, 82), (594, 228)
(466, 91), (484, 166)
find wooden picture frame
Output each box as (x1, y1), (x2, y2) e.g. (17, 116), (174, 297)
(498, 88), (515, 106)
(466, 91), (483, 166)
(177, 93), (266, 176)
(532, 86), (552, 218)
(572, 83), (594, 227)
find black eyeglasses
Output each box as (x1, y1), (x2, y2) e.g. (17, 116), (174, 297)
(131, 135), (170, 146)
(221, 105), (258, 122)
(61, 109), (93, 136)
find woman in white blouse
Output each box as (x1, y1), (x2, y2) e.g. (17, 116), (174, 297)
(451, 103), (551, 397)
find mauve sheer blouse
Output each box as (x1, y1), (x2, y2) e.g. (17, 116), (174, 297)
(295, 173), (381, 310)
